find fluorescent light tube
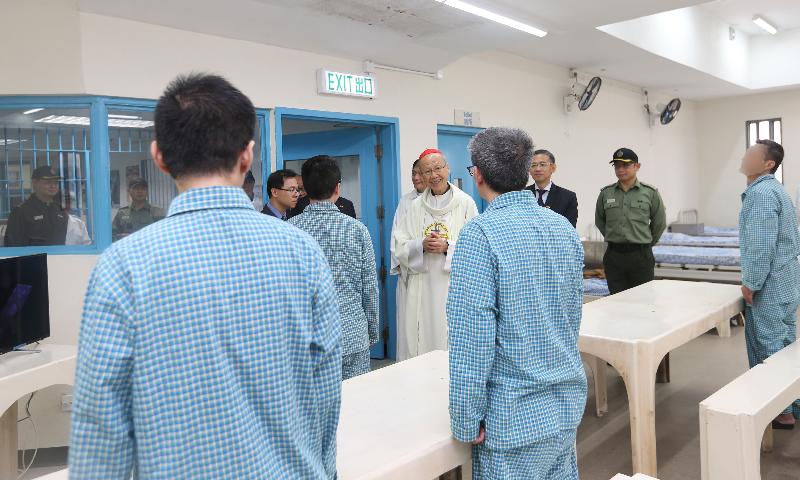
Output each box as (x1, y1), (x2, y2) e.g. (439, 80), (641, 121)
(753, 16), (777, 35)
(23, 108), (44, 115)
(35, 115), (154, 129)
(435, 0), (547, 37)
(108, 114), (141, 120)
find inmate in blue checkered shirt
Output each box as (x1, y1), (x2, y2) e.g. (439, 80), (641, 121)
(447, 189), (587, 449)
(290, 202), (379, 356)
(739, 174), (800, 304)
(69, 186), (342, 479)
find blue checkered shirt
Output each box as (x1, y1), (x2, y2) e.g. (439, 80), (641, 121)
(69, 187), (342, 479)
(290, 202), (379, 355)
(447, 190), (587, 449)
(739, 174), (800, 304)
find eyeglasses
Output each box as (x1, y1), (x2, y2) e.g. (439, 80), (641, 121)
(531, 162), (551, 169)
(422, 165), (447, 177)
(466, 165), (477, 177)
(276, 187), (302, 195)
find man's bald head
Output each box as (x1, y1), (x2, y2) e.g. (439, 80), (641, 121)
(419, 151), (450, 195)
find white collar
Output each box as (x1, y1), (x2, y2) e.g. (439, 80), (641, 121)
(534, 181), (553, 192)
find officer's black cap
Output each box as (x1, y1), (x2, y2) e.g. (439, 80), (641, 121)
(610, 148), (639, 164)
(128, 177), (148, 189)
(31, 165), (61, 180)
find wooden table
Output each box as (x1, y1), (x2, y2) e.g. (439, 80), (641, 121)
(579, 280), (743, 477)
(337, 350), (470, 479)
(0, 344), (77, 479)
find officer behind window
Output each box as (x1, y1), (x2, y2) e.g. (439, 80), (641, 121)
(112, 177), (166, 241)
(5, 165), (68, 247)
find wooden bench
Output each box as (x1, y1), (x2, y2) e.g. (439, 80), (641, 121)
(699, 342), (800, 480)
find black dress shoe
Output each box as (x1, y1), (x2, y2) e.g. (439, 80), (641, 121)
(771, 420), (795, 430)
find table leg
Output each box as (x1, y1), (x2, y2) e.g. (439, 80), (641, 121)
(623, 355), (658, 476)
(582, 353), (609, 417)
(593, 356), (608, 416)
(716, 316), (732, 338)
(655, 354), (670, 384)
(0, 403), (18, 479)
(761, 424), (773, 453)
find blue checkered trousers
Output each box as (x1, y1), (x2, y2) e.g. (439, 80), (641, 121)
(447, 189), (587, 479)
(69, 187), (342, 479)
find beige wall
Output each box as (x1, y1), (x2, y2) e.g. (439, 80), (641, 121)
(78, 13), (703, 238)
(697, 88), (800, 227)
(0, 0), (85, 94)
(6, 9), (707, 448)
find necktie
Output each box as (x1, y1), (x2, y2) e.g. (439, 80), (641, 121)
(536, 189), (547, 207)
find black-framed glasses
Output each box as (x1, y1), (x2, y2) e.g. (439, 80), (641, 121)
(467, 165), (477, 176)
(276, 187), (302, 194)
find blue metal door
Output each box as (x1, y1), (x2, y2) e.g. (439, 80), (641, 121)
(437, 125), (486, 212)
(281, 127), (387, 358)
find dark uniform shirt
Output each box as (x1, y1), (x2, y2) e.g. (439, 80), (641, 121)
(112, 202), (165, 240)
(4, 195), (68, 247)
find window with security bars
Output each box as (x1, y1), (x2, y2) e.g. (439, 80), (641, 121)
(746, 118), (783, 184)
(0, 107), (93, 246)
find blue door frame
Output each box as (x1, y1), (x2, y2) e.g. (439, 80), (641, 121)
(275, 108), (401, 359)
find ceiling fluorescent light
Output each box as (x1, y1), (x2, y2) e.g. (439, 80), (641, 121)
(35, 115), (154, 129)
(108, 114), (141, 120)
(23, 108), (44, 115)
(35, 115), (90, 126)
(753, 16), (777, 35)
(435, 0), (547, 38)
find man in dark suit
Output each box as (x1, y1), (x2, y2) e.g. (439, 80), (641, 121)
(524, 149), (578, 227)
(288, 174), (357, 219)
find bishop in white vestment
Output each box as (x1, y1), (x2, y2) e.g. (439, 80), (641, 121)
(393, 149), (478, 358)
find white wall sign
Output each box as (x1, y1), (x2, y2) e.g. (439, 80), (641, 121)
(317, 69), (376, 98)
(454, 109), (480, 127)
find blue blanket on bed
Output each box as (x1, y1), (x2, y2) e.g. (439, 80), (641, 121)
(659, 232), (739, 247)
(653, 245), (741, 267)
(702, 226), (739, 237)
(584, 278), (610, 297)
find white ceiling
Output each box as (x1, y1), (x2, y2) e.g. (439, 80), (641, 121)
(77, 0), (800, 100)
(701, 0), (800, 36)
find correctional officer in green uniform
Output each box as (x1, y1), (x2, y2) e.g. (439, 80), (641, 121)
(5, 165), (68, 246)
(595, 148), (666, 293)
(595, 148), (669, 380)
(112, 177), (165, 241)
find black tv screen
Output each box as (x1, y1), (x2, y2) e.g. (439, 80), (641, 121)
(0, 254), (49, 354)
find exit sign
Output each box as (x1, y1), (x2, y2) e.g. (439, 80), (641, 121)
(317, 70), (376, 98)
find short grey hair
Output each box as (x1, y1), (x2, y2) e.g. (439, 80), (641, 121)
(468, 127), (534, 193)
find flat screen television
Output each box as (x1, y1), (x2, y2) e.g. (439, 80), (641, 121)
(0, 254), (49, 354)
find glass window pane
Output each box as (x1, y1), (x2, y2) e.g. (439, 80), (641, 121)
(773, 120), (782, 144)
(107, 109), (167, 242)
(0, 107), (93, 247)
(108, 109), (264, 241)
(758, 120), (771, 141)
(748, 122), (758, 147)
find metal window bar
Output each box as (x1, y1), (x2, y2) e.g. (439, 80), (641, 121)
(0, 125), (91, 220)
